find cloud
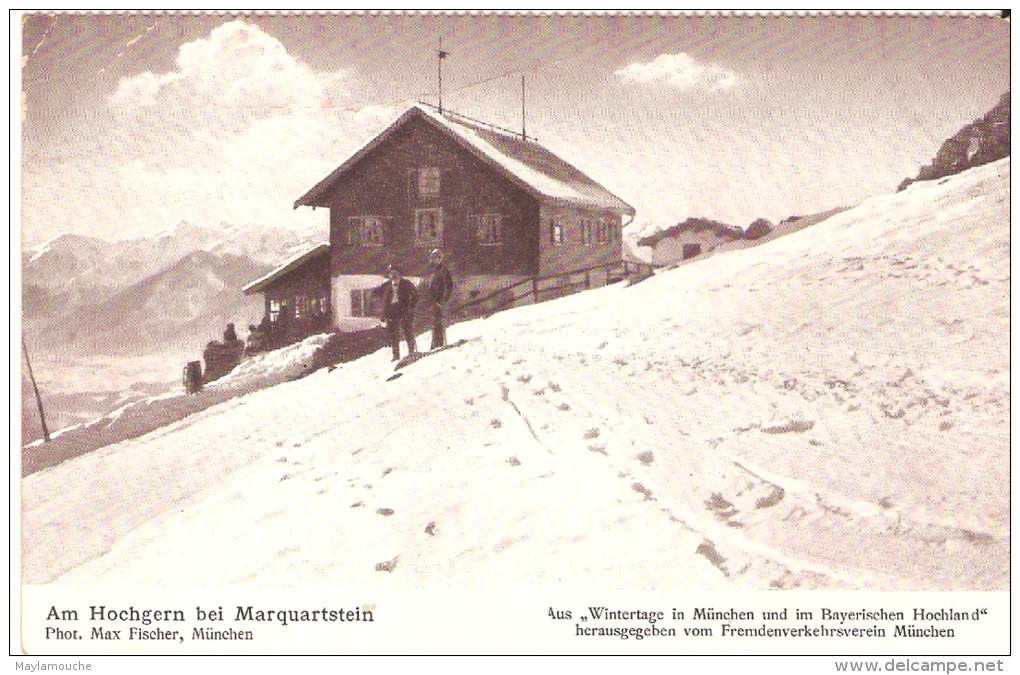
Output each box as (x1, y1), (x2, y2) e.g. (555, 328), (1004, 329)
(109, 20), (347, 115)
(107, 71), (178, 109)
(615, 53), (739, 91)
(24, 20), (406, 243)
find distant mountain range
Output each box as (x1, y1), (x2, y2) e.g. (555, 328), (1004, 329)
(22, 221), (322, 357)
(23, 221), (319, 291)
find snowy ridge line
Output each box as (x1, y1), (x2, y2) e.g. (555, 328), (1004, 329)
(21, 335), (330, 476)
(23, 389), (182, 449)
(27, 231), (74, 262)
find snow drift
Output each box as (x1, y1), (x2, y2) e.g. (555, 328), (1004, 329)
(22, 159), (1010, 590)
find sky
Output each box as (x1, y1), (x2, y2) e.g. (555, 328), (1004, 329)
(18, 13), (1010, 245)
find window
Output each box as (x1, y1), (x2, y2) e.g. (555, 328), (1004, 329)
(593, 219), (617, 243)
(269, 299), (281, 322)
(550, 219), (564, 245)
(471, 214), (503, 245)
(350, 289), (378, 318)
(311, 295), (329, 316)
(348, 216), (385, 247)
(294, 294), (309, 319)
(350, 289), (365, 317)
(580, 220), (594, 245)
(415, 208), (443, 245)
(409, 167), (441, 201)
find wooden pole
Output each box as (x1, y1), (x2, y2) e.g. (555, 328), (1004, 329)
(521, 74), (527, 140)
(22, 337), (50, 442)
(438, 38), (445, 113)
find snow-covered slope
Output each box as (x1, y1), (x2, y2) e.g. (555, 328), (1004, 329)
(22, 159), (1010, 590)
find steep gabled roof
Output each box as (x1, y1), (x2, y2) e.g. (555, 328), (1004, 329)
(295, 104), (635, 215)
(242, 242), (329, 295)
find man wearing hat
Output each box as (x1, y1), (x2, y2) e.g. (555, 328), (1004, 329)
(374, 265), (418, 361)
(425, 249), (454, 350)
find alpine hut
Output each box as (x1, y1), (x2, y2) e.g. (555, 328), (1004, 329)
(294, 104), (637, 328)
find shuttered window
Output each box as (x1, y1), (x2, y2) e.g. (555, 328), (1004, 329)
(414, 208), (443, 245)
(348, 216), (385, 247)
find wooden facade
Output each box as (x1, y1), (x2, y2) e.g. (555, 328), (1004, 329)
(295, 105), (636, 327)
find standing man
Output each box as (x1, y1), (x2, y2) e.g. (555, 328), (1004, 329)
(374, 265), (418, 361)
(426, 248), (454, 350)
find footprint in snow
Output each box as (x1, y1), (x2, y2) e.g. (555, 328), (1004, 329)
(634, 451), (654, 465)
(375, 556), (399, 573)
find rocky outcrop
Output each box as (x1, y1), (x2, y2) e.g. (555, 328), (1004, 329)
(898, 91), (1009, 191)
(744, 218), (774, 240)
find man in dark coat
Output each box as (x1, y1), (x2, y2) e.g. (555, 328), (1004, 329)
(374, 265), (418, 361)
(425, 249), (454, 350)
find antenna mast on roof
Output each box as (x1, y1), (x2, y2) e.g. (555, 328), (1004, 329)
(521, 74), (527, 141)
(437, 38), (450, 114)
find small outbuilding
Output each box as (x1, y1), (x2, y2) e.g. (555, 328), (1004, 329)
(636, 218), (743, 266)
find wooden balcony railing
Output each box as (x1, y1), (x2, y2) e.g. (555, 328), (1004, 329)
(455, 259), (656, 319)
